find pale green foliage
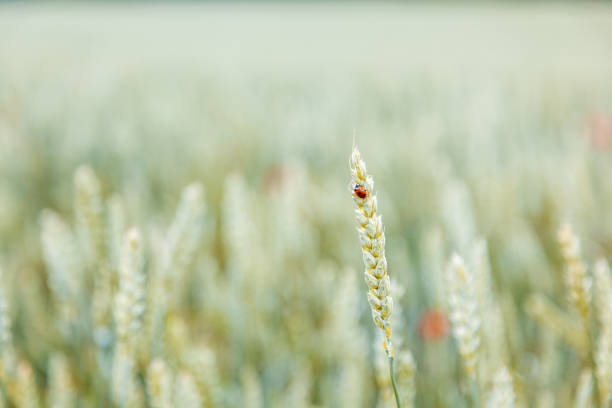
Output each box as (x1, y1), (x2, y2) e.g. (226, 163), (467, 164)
(1, 4), (612, 408)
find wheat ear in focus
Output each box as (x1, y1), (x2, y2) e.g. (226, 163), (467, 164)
(350, 146), (394, 357)
(350, 145), (402, 407)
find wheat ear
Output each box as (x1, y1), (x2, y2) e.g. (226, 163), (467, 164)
(557, 223), (592, 328)
(349, 146), (400, 407)
(594, 259), (612, 405)
(112, 228), (145, 407)
(557, 223), (599, 405)
(447, 253), (481, 404)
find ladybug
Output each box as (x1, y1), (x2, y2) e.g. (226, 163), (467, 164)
(353, 184), (368, 199)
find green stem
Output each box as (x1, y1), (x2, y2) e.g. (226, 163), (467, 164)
(468, 377), (480, 408)
(389, 357), (402, 408)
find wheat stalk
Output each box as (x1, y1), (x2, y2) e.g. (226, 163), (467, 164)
(349, 146), (400, 407)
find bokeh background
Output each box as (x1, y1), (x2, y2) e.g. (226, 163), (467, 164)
(1, 2), (612, 407)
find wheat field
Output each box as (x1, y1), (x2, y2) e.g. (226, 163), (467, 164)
(2, 3), (612, 407)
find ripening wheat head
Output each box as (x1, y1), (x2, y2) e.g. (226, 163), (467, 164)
(114, 228), (145, 343)
(557, 223), (592, 326)
(594, 259), (612, 405)
(350, 146), (394, 357)
(112, 228), (145, 406)
(446, 253), (481, 379)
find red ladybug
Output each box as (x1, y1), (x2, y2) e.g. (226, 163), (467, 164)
(353, 184), (367, 199)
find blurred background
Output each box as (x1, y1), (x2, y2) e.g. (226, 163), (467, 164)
(1, 2), (612, 407)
